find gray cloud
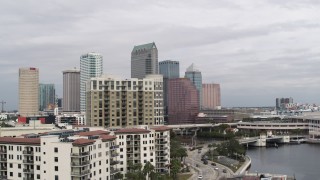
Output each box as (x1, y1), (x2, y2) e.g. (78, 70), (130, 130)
(1, 0), (320, 110)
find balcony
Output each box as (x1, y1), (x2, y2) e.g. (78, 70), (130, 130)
(156, 147), (168, 151)
(23, 159), (34, 164)
(0, 157), (7, 162)
(158, 141), (168, 144)
(71, 169), (90, 176)
(111, 152), (119, 157)
(110, 160), (120, 165)
(0, 166), (7, 171)
(23, 178), (34, 180)
(110, 145), (119, 150)
(71, 161), (90, 167)
(23, 169), (34, 174)
(0, 176), (7, 180)
(128, 156), (140, 160)
(0, 149), (7, 154)
(158, 152), (168, 157)
(110, 168), (120, 174)
(71, 152), (89, 157)
(22, 151), (34, 155)
(156, 135), (168, 139)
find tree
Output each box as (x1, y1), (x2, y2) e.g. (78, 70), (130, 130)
(114, 172), (123, 180)
(126, 162), (144, 180)
(143, 161), (155, 179)
(170, 159), (181, 179)
(177, 148), (187, 162)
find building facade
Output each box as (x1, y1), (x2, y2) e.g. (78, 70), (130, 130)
(159, 60), (180, 123)
(276, 97), (293, 110)
(55, 113), (86, 126)
(63, 69), (80, 112)
(80, 53), (103, 112)
(202, 84), (221, 110)
(19, 67), (39, 117)
(167, 78), (199, 124)
(185, 63), (202, 110)
(0, 126), (171, 180)
(39, 84), (55, 111)
(131, 42), (158, 79)
(86, 75), (164, 127)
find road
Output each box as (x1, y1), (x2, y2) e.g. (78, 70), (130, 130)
(185, 145), (234, 180)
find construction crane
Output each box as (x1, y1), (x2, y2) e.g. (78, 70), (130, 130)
(0, 100), (6, 113)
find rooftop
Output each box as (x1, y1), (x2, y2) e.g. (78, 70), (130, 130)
(100, 135), (117, 141)
(0, 137), (40, 145)
(132, 42), (156, 52)
(77, 130), (110, 136)
(115, 128), (150, 134)
(151, 126), (172, 132)
(72, 138), (95, 146)
(186, 63), (201, 72)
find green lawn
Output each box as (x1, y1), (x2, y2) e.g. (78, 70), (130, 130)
(177, 173), (193, 180)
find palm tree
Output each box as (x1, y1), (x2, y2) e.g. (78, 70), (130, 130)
(143, 161), (155, 180)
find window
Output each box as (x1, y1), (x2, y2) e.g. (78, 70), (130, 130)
(18, 173), (21, 177)
(10, 172), (13, 176)
(54, 147), (58, 153)
(37, 174), (40, 179)
(55, 175), (59, 180)
(54, 157), (58, 162)
(18, 164), (21, 169)
(37, 165), (40, 170)
(55, 166), (58, 171)
(9, 163), (12, 168)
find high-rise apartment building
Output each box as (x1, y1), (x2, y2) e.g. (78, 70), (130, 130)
(202, 84), (221, 110)
(0, 126), (171, 180)
(131, 42), (158, 79)
(39, 84), (55, 111)
(159, 60), (180, 123)
(167, 78), (199, 124)
(276, 97), (293, 110)
(86, 75), (164, 127)
(185, 63), (202, 110)
(19, 67), (39, 117)
(80, 53), (103, 112)
(63, 69), (80, 112)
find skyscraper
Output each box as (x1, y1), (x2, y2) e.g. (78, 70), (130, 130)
(39, 84), (55, 111)
(131, 42), (158, 79)
(19, 67), (39, 116)
(202, 84), (221, 110)
(185, 63), (202, 109)
(159, 60), (180, 123)
(63, 69), (80, 112)
(80, 53), (103, 112)
(167, 78), (199, 124)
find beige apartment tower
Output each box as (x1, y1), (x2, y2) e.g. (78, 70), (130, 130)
(86, 74), (164, 127)
(202, 83), (221, 110)
(19, 67), (39, 116)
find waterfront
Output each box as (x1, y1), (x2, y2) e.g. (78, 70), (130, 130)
(247, 143), (320, 180)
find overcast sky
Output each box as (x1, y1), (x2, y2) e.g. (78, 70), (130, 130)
(1, 0), (320, 110)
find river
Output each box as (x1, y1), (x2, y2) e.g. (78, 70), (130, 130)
(247, 143), (320, 180)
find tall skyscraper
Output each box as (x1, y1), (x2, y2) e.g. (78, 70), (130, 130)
(276, 97), (293, 110)
(19, 67), (39, 117)
(86, 75), (164, 127)
(39, 84), (55, 111)
(63, 69), (80, 112)
(202, 84), (221, 110)
(185, 63), (202, 110)
(80, 53), (103, 112)
(131, 42), (158, 78)
(167, 78), (199, 124)
(159, 60), (180, 123)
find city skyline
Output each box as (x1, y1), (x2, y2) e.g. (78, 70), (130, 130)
(2, 1), (320, 110)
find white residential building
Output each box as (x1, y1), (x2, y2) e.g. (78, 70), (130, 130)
(0, 126), (171, 180)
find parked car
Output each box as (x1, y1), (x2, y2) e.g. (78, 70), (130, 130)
(214, 167), (219, 170)
(203, 160), (208, 165)
(198, 175), (203, 179)
(211, 162), (216, 166)
(223, 169), (227, 173)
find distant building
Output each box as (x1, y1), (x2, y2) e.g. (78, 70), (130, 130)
(55, 113), (85, 126)
(131, 42), (158, 79)
(39, 84), (55, 111)
(202, 83), (221, 110)
(80, 53), (103, 112)
(86, 74), (164, 127)
(276, 97), (293, 110)
(63, 69), (80, 112)
(159, 60), (180, 123)
(19, 67), (39, 117)
(57, 98), (63, 108)
(185, 63), (202, 109)
(167, 78), (199, 124)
